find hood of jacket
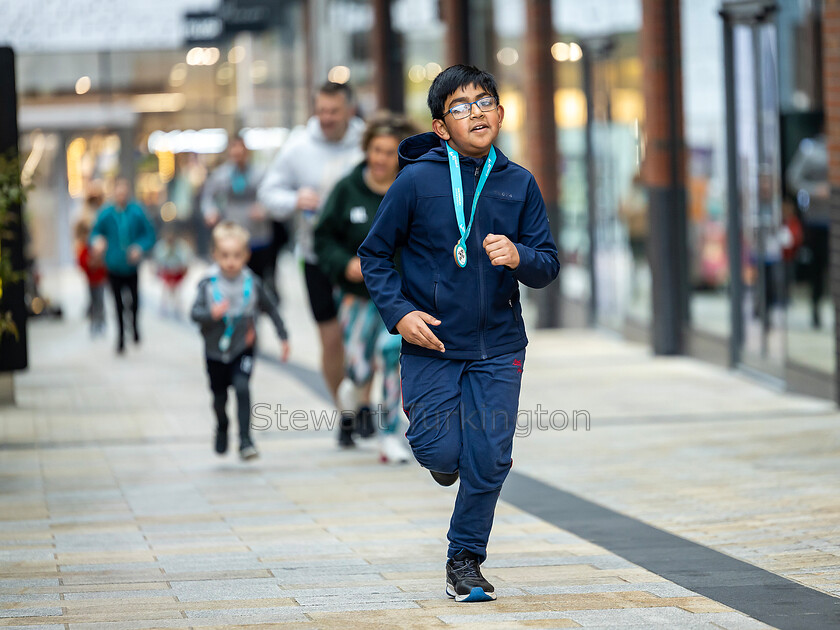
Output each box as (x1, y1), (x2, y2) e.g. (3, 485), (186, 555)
(397, 131), (511, 171)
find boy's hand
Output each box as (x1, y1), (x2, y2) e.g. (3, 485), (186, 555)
(245, 325), (256, 347)
(280, 340), (290, 363)
(211, 299), (229, 320)
(345, 257), (363, 283)
(483, 234), (520, 269)
(396, 311), (445, 353)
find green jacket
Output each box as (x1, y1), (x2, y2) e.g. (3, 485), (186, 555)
(314, 162), (385, 298)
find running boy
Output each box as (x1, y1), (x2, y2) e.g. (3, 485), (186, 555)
(359, 65), (560, 602)
(191, 222), (290, 460)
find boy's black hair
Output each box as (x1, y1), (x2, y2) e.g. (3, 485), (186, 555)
(427, 65), (499, 120)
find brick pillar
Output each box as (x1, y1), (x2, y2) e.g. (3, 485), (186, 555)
(822, 0), (840, 402)
(641, 0), (688, 354)
(524, 0), (561, 327)
(372, 0), (404, 112)
(441, 0), (470, 66)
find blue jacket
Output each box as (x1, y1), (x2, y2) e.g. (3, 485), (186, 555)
(90, 201), (156, 276)
(358, 132), (560, 360)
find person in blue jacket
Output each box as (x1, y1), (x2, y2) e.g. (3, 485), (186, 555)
(358, 65), (560, 603)
(90, 178), (156, 354)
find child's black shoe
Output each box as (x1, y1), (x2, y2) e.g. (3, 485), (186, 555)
(445, 550), (496, 602)
(214, 430), (228, 455)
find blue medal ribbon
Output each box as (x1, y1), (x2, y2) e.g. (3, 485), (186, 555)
(445, 142), (496, 268)
(211, 274), (253, 353)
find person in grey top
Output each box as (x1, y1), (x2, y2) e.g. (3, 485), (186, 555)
(191, 222), (290, 461)
(202, 136), (278, 298)
(258, 81), (364, 406)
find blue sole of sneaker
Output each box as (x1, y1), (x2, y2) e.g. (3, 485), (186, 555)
(446, 584), (496, 602)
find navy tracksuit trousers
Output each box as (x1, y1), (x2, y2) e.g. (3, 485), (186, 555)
(399, 349), (525, 563)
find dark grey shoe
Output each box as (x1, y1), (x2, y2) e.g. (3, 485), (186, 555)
(355, 405), (376, 439)
(338, 413), (356, 448)
(430, 470), (459, 487)
(445, 550), (496, 602)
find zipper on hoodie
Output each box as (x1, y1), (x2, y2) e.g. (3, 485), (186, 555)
(473, 159), (488, 360)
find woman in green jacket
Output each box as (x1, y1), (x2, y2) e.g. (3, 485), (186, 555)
(314, 112), (416, 461)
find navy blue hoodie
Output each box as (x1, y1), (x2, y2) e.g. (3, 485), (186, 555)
(358, 132), (560, 360)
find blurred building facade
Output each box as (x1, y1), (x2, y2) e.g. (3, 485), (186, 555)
(2, 0), (839, 401)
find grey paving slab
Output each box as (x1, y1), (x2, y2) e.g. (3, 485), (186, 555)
(56, 563), (161, 573)
(0, 550), (55, 562)
(62, 589), (173, 600)
(0, 607), (64, 618)
(522, 582), (699, 598)
(184, 607), (307, 621)
(168, 577), (284, 601)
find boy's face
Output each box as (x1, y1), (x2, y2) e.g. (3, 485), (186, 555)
(213, 237), (250, 278)
(432, 83), (504, 158)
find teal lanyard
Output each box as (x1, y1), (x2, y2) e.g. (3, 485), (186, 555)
(445, 142), (496, 268)
(211, 274), (253, 353)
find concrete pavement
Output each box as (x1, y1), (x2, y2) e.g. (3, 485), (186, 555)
(1, 263), (839, 629)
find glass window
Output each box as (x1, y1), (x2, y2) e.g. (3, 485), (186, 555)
(682, 0), (731, 339)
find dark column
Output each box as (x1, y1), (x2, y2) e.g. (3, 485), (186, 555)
(641, 0), (688, 355)
(524, 0), (562, 328)
(441, 0), (471, 66)
(0, 47), (28, 377)
(822, 0), (840, 402)
(372, 0), (404, 112)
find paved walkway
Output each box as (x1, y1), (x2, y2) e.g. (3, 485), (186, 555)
(1, 264), (840, 629)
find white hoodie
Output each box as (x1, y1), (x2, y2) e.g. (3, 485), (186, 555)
(258, 116), (365, 263)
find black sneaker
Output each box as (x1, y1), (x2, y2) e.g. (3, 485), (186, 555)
(355, 405), (376, 438)
(430, 470), (459, 487)
(214, 430), (228, 455)
(338, 412), (356, 448)
(446, 550), (496, 602)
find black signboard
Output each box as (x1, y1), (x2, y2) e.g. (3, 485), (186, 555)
(0, 47), (28, 373)
(184, 11), (225, 45)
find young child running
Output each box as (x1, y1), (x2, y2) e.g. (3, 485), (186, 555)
(191, 222), (290, 461)
(359, 65), (560, 602)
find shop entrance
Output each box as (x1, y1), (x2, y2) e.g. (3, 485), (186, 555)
(722, 0), (787, 380)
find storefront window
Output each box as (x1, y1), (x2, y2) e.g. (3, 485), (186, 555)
(552, 0), (646, 328)
(682, 0), (731, 339)
(778, 0), (833, 375)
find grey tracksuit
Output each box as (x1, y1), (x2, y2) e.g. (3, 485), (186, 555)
(191, 265), (288, 363)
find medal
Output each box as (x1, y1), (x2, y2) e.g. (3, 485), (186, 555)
(445, 141), (496, 269)
(454, 242), (467, 267)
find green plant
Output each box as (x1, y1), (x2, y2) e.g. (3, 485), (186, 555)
(0, 151), (26, 341)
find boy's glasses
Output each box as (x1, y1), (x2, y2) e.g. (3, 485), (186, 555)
(444, 96), (498, 120)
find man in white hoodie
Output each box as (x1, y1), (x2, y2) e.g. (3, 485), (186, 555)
(258, 82), (364, 405)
